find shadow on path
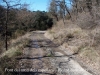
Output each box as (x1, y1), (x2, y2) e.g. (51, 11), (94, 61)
(26, 39), (59, 48)
(16, 55), (71, 60)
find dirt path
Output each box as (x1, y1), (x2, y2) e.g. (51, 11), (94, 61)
(16, 31), (93, 75)
(17, 31), (56, 75)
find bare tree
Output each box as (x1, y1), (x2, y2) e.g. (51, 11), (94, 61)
(3, 0), (9, 50)
(57, 0), (66, 25)
(56, 0), (72, 24)
(49, 0), (59, 21)
(2, 0), (20, 50)
(49, 0), (72, 25)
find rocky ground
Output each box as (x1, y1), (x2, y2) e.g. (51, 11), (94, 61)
(16, 31), (93, 75)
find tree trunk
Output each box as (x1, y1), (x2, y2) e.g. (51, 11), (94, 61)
(5, 6), (8, 50)
(3, 0), (9, 50)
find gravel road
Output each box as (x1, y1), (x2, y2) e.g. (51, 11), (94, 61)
(17, 31), (93, 75)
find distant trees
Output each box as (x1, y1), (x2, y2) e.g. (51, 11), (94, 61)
(0, 5), (5, 34)
(0, 5), (6, 51)
(48, 0), (72, 25)
(70, 0), (100, 29)
(15, 10), (53, 31)
(48, 0), (100, 22)
(71, 0), (100, 14)
(0, 2), (53, 50)
(0, 0), (56, 51)
(33, 11), (53, 30)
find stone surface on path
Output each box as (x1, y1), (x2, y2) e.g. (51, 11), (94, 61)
(17, 31), (93, 75)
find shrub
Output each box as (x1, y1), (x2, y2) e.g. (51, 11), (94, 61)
(14, 30), (25, 39)
(77, 12), (97, 29)
(0, 56), (19, 75)
(33, 11), (53, 30)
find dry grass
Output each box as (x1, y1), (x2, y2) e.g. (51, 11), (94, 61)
(0, 55), (19, 75)
(78, 46), (100, 73)
(79, 47), (100, 62)
(0, 41), (5, 53)
(0, 33), (31, 75)
(45, 18), (100, 74)
(1, 44), (24, 58)
(10, 32), (30, 44)
(45, 20), (89, 45)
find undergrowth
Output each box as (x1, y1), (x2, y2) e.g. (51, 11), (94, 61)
(0, 37), (31, 75)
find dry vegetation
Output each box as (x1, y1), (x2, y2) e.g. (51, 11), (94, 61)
(45, 1), (100, 74)
(0, 0), (100, 75)
(0, 33), (31, 75)
(45, 18), (100, 74)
